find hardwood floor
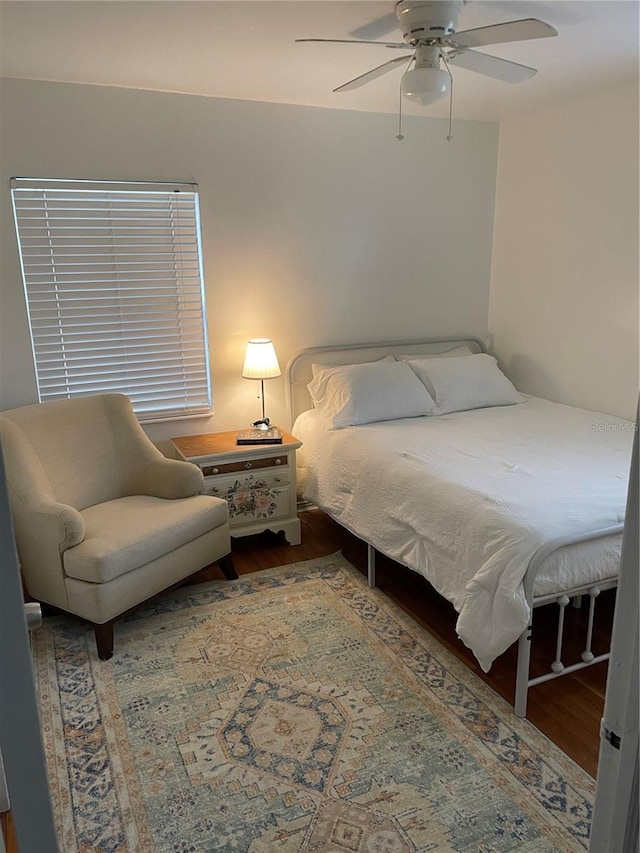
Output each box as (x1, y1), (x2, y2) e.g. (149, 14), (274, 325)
(0, 811), (17, 853)
(197, 508), (611, 778)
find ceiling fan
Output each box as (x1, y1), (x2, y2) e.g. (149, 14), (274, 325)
(296, 1), (558, 106)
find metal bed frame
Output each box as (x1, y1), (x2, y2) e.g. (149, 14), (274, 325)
(286, 336), (622, 718)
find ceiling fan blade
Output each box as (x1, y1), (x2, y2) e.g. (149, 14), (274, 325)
(350, 12), (399, 41)
(296, 38), (408, 49)
(450, 18), (557, 49)
(333, 55), (414, 93)
(447, 48), (537, 83)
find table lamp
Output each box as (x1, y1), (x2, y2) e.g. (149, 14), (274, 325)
(241, 338), (281, 430)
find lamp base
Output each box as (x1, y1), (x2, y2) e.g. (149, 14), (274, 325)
(237, 426), (282, 445)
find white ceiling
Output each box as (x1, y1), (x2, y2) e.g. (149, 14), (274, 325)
(0, 1), (638, 122)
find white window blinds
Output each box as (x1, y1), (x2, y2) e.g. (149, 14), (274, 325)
(10, 178), (212, 422)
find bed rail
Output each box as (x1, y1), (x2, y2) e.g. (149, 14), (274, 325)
(514, 524), (623, 717)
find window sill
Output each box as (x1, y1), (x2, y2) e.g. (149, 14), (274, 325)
(138, 411), (213, 426)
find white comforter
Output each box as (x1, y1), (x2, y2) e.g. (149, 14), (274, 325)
(294, 397), (632, 670)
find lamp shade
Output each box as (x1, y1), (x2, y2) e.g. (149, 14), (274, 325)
(242, 338), (281, 380)
(401, 66), (450, 106)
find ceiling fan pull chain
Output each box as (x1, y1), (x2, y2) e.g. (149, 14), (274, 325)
(396, 77), (404, 141)
(441, 54), (454, 141)
(396, 56), (415, 141)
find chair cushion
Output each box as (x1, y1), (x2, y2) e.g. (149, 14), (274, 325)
(63, 494), (228, 584)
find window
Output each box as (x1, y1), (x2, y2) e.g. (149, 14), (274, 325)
(10, 178), (212, 421)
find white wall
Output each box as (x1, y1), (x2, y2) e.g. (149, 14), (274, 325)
(0, 78), (498, 439)
(489, 83), (639, 421)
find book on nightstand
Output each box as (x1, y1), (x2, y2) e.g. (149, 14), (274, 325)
(236, 426), (283, 445)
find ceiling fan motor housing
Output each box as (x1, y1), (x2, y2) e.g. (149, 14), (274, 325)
(395, 0), (465, 44)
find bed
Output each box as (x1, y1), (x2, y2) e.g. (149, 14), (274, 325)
(287, 337), (632, 716)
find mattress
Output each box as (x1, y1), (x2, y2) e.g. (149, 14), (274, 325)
(293, 396), (631, 671)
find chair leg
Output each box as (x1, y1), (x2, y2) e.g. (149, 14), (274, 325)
(218, 553), (238, 580)
(94, 622), (114, 660)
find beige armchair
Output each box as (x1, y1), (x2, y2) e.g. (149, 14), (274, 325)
(0, 393), (235, 660)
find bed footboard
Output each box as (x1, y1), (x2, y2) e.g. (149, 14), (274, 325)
(364, 526), (622, 718)
(514, 524), (623, 718)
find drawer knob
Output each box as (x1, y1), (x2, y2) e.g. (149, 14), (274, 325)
(243, 461), (253, 470)
(212, 467), (219, 475)
(210, 487), (219, 494)
(275, 458), (282, 465)
(275, 476), (281, 483)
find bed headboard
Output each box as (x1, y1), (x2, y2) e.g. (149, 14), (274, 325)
(286, 335), (486, 425)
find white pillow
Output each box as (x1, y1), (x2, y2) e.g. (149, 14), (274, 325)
(406, 353), (525, 415)
(307, 360), (437, 428)
(395, 345), (473, 361)
(311, 354), (395, 378)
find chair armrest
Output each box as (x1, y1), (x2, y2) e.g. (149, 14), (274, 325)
(145, 457), (204, 499)
(26, 497), (85, 551)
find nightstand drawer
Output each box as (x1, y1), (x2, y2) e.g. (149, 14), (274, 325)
(200, 455), (287, 478)
(205, 477), (292, 527)
(203, 467), (290, 497)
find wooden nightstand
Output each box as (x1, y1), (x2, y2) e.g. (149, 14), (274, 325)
(171, 430), (302, 545)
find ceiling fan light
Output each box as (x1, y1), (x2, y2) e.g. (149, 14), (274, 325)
(401, 66), (450, 105)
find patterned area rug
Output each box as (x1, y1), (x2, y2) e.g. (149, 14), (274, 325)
(33, 553), (595, 852)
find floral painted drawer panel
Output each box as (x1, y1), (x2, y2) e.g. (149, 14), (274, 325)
(204, 473), (292, 527)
